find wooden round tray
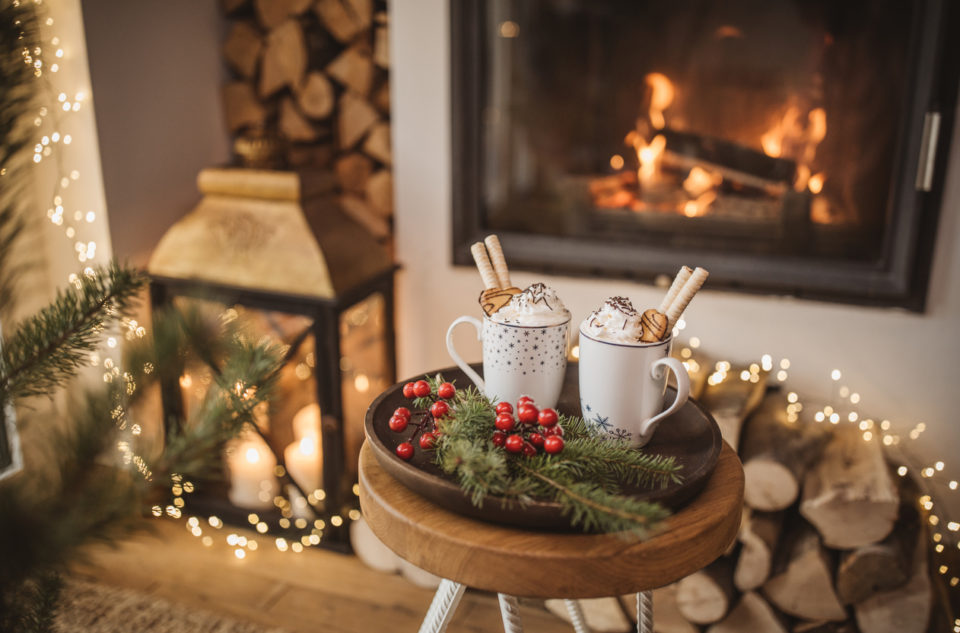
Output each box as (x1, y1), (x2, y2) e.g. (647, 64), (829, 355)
(363, 363), (722, 531)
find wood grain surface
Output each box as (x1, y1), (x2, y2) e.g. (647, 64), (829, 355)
(359, 441), (744, 598)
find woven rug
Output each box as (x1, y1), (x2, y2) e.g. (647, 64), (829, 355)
(55, 578), (291, 633)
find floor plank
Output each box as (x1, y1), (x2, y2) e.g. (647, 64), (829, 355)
(73, 520), (572, 632)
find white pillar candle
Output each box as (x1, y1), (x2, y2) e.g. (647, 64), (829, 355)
(226, 432), (278, 510)
(284, 434), (322, 495)
(292, 403), (321, 441)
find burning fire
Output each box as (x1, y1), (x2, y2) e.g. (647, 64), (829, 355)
(595, 71), (832, 223)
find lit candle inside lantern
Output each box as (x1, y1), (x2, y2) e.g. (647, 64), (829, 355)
(284, 434), (323, 495)
(226, 431), (278, 510)
(292, 403), (320, 441)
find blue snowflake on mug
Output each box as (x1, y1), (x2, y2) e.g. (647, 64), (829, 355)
(592, 413), (612, 432)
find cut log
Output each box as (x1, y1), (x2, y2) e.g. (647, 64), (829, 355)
(347, 0), (373, 31)
(279, 98), (317, 142)
(835, 496), (918, 604)
(349, 515), (399, 573)
(374, 25), (389, 68)
(339, 195), (390, 239)
(286, 144), (334, 169)
(697, 369), (768, 451)
(620, 586), (697, 633)
(792, 621), (858, 633)
(372, 79), (391, 114)
(362, 121), (391, 164)
(800, 425), (898, 549)
(296, 72), (335, 120)
(734, 509), (783, 591)
(740, 395), (830, 511)
(314, 0), (366, 43)
(763, 523), (845, 621)
(223, 21), (262, 79)
(706, 592), (787, 633)
(675, 557), (736, 624)
(254, 0), (311, 29)
(544, 598), (631, 633)
(365, 169), (393, 218)
(222, 82), (267, 132)
(326, 45), (374, 97)
(335, 153), (373, 195)
(259, 20), (307, 98)
(853, 533), (931, 633)
(338, 92), (379, 149)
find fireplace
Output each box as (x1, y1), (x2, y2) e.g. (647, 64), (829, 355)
(451, 0), (959, 309)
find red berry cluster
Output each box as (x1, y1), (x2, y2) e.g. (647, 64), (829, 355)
(390, 380), (457, 460)
(491, 396), (564, 456)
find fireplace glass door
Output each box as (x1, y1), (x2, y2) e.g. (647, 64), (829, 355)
(452, 0), (957, 309)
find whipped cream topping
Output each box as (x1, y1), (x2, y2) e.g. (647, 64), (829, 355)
(490, 282), (570, 326)
(580, 296), (645, 344)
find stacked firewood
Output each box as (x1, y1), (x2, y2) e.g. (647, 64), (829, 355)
(220, 0), (392, 240)
(547, 354), (940, 633)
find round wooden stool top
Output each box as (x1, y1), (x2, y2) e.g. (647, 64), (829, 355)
(359, 441), (744, 599)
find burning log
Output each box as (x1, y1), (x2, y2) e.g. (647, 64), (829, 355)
(740, 395), (830, 511)
(800, 426), (899, 549)
(675, 557), (737, 624)
(763, 522), (845, 621)
(660, 128), (796, 195)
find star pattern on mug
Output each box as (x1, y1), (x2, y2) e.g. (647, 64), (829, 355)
(483, 323), (567, 376)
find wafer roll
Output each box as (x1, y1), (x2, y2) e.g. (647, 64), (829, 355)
(658, 266), (693, 313)
(470, 242), (499, 290)
(483, 234), (512, 289)
(639, 309), (669, 342)
(665, 267), (709, 326)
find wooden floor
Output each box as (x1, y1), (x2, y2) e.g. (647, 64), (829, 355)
(72, 519), (571, 633)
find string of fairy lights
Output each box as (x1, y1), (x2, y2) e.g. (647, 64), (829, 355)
(16, 3), (960, 625)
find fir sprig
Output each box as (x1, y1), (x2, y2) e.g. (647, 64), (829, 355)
(0, 263), (146, 401)
(432, 382), (682, 537)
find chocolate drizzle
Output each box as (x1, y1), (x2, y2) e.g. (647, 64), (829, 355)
(585, 296), (645, 341)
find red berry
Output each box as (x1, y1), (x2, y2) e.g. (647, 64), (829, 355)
(529, 432), (545, 448)
(402, 382), (416, 399)
(543, 424), (564, 437)
(419, 432), (438, 450)
(437, 382), (456, 399)
(518, 404), (539, 425)
(544, 435), (564, 454)
(495, 413), (516, 432)
(504, 434), (524, 453)
(523, 442), (538, 457)
(413, 380), (431, 398)
(495, 402), (514, 415)
(394, 407), (411, 420)
(388, 415), (408, 432)
(517, 396), (534, 408)
(537, 408), (558, 427)
(396, 442), (414, 460)
(430, 401), (450, 418)
(491, 431), (506, 447)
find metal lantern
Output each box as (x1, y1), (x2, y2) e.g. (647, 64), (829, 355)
(147, 168), (395, 549)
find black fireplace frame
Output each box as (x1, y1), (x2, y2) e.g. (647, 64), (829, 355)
(450, 0), (960, 311)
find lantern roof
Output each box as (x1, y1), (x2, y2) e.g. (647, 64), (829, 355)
(148, 168), (392, 300)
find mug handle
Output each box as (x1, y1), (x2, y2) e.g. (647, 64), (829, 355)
(639, 357), (691, 438)
(445, 316), (485, 392)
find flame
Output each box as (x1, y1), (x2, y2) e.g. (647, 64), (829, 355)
(683, 166), (723, 198)
(645, 73), (674, 130)
(683, 190), (717, 217)
(761, 106), (801, 158)
(635, 134), (666, 185)
(808, 172), (825, 194)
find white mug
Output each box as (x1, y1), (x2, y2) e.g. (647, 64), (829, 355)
(578, 331), (690, 447)
(446, 315), (569, 408)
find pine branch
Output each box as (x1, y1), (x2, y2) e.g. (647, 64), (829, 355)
(0, 264), (146, 401)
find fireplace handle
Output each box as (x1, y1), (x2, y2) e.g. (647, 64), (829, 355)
(915, 111), (941, 192)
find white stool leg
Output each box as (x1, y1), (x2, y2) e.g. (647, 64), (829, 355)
(563, 599), (592, 633)
(418, 580), (465, 633)
(497, 594), (524, 633)
(636, 591), (653, 633)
